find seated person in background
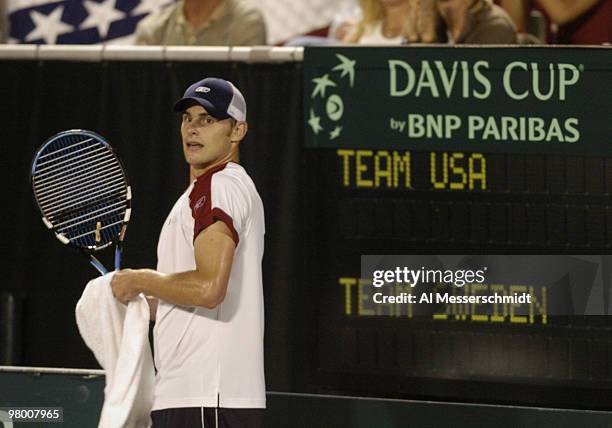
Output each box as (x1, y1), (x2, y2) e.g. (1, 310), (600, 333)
(437, 0), (517, 44)
(498, 0), (611, 45)
(0, 0), (6, 43)
(135, 0), (266, 45)
(328, 0), (362, 42)
(342, 0), (440, 45)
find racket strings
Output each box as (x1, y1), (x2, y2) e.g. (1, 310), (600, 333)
(32, 132), (130, 250)
(48, 191), (127, 247)
(35, 139), (98, 168)
(72, 219), (124, 243)
(45, 185), (126, 225)
(36, 168), (125, 205)
(33, 150), (116, 186)
(34, 145), (108, 177)
(36, 137), (94, 161)
(34, 161), (122, 197)
(54, 199), (128, 229)
(41, 181), (126, 219)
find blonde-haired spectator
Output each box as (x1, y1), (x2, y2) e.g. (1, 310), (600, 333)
(342, 0), (440, 44)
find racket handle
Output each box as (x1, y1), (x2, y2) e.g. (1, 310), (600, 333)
(114, 244), (122, 271)
(89, 255), (108, 275)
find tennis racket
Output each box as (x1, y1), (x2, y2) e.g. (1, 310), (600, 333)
(31, 129), (132, 275)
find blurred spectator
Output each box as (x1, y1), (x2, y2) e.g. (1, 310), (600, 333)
(499, 0), (611, 44)
(0, 0), (6, 42)
(342, 0), (439, 44)
(496, 0), (551, 41)
(135, 0), (266, 45)
(328, 0), (362, 42)
(437, 0), (517, 44)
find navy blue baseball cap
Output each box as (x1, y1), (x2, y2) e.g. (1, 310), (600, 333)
(173, 77), (247, 121)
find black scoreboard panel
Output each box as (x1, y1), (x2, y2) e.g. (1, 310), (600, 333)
(305, 148), (612, 409)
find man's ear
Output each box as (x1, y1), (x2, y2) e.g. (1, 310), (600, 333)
(231, 122), (248, 142)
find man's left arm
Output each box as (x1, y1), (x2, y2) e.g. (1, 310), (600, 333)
(111, 220), (235, 308)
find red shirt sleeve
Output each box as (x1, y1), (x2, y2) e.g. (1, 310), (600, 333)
(189, 169), (240, 247)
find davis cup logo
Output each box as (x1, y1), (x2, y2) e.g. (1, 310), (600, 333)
(307, 53), (356, 142)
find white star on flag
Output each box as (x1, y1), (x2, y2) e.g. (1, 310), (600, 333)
(26, 5), (73, 44)
(80, 0), (125, 39)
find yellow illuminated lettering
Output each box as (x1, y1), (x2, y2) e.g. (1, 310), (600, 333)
(433, 284), (449, 320)
(430, 152), (447, 189)
(469, 153), (487, 190)
(470, 284), (488, 321)
(510, 285), (527, 323)
(450, 152), (467, 190)
(337, 149), (355, 187)
(356, 150), (373, 188)
(432, 283), (449, 320)
(339, 277), (357, 315)
(393, 151), (411, 188)
(459, 284), (469, 320)
(374, 150), (392, 188)
(529, 286), (547, 325)
(490, 284), (506, 322)
(358, 278), (375, 315)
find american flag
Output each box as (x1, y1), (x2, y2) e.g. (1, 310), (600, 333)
(8, 0), (173, 44)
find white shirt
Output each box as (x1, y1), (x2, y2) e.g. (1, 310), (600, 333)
(152, 162), (266, 410)
(358, 21), (403, 45)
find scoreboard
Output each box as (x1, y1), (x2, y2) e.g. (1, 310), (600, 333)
(303, 47), (612, 409)
(319, 149), (611, 249)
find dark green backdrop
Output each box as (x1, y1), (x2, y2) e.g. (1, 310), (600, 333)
(1, 52), (611, 410)
(1, 60), (306, 392)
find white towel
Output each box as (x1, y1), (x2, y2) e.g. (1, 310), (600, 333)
(76, 272), (155, 428)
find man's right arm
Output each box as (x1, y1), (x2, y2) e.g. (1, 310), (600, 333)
(112, 220), (236, 309)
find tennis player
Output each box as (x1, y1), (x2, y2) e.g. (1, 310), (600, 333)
(110, 77), (266, 428)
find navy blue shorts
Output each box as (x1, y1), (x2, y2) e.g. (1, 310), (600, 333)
(151, 407), (265, 428)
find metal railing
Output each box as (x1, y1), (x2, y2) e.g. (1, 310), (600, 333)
(0, 45), (304, 62)
(0, 365), (104, 376)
